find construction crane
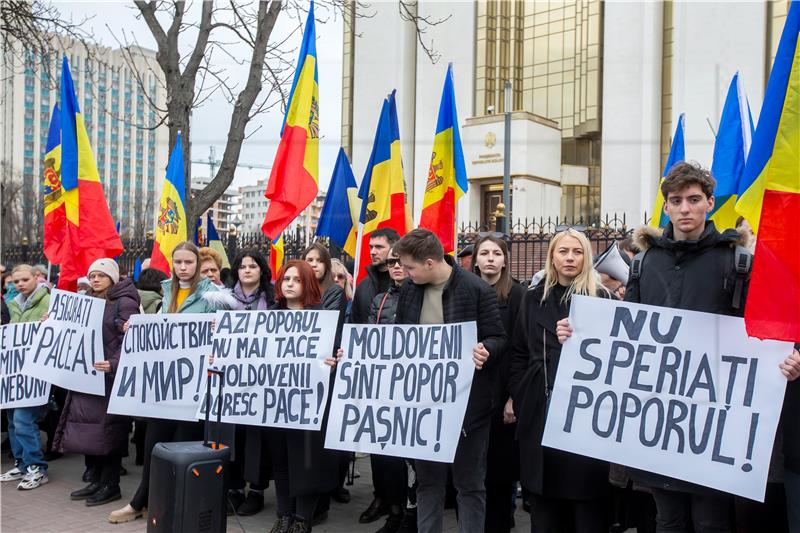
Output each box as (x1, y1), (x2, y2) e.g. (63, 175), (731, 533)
(190, 146), (272, 177)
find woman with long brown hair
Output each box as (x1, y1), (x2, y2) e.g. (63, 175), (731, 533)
(109, 241), (233, 524)
(301, 242), (345, 311)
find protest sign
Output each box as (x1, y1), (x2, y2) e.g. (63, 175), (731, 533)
(22, 289), (106, 395)
(1, 323), (51, 409)
(196, 309), (339, 430)
(325, 322), (477, 463)
(108, 314), (213, 421)
(542, 295), (791, 501)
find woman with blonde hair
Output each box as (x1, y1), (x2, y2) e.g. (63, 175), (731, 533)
(508, 229), (610, 532)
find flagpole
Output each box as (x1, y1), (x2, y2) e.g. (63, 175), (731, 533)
(351, 222), (365, 291)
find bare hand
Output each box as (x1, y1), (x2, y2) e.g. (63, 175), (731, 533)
(41, 313), (49, 322)
(324, 349), (344, 370)
(556, 318), (572, 345)
(503, 398), (516, 424)
(93, 360), (111, 373)
(473, 342), (489, 370)
(122, 321), (130, 333)
(780, 349), (800, 381)
(208, 355), (215, 366)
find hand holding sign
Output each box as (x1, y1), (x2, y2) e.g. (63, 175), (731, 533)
(780, 349), (800, 380)
(473, 342), (489, 369)
(556, 318), (572, 345)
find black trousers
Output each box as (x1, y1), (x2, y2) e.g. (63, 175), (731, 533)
(267, 429), (318, 520)
(86, 454), (122, 486)
(371, 453), (409, 506)
(529, 494), (607, 533)
(651, 488), (732, 533)
(485, 480), (515, 533)
(130, 419), (203, 511)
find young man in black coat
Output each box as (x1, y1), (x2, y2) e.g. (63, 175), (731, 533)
(350, 228), (400, 325)
(393, 229), (506, 533)
(559, 161), (800, 532)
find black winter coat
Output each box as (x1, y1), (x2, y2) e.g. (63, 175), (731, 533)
(321, 283), (345, 312)
(54, 278), (140, 456)
(1, 298), (9, 325)
(486, 280), (526, 484)
(626, 221), (750, 495)
(509, 282), (610, 499)
(394, 255), (507, 433)
(350, 264), (391, 324)
(368, 283), (401, 324)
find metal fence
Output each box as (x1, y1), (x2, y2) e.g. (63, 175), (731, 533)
(1, 215), (638, 283)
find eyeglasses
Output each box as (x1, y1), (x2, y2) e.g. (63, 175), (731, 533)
(385, 258), (402, 268)
(555, 224), (588, 233)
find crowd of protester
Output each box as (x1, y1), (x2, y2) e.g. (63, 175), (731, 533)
(2, 161), (800, 533)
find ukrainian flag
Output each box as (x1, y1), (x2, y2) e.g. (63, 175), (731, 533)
(43, 104), (65, 264)
(419, 64), (468, 255)
(649, 114), (685, 228)
(261, 1), (319, 240)
(150, 132), (188, 275)
(709, 73), (753, 230)
(316, 148), (359, 258)
(270, 234), (285, 283)
(207, 213), (230, 268)
(58, 56), (123, 290)
(357, 91), (411, 281)
(736, 0), (800, 342)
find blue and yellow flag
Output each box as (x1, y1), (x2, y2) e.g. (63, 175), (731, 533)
(43, 104), (64, 264)
(58, 56), (123, 290)
(207, 213), (230, 269)
(357, 91), (411, 281)
(737, 0), (800, 342)
(419, 64), (468, 254)
(649, 114), (685, 228)
(150, 132), (188, 275)
(316, 148), (359, 258)
(709, 73), (753, 230)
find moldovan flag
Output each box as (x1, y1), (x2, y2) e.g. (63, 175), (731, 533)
(357, 91), (411, 282)
(43, 104), (65, 264)
(58, 56), (123, 291)
(207, 213), (230, 268)
(736, 0), (800, 342)
(709, 72), (754, 230)
(261, 1), (319, 240)
(150, 133), (188, 275)
(419, 65), (468, 254)
(650, 113), (685, 228)
(316, 148), (359, 258)
(270, 234), (285, 283)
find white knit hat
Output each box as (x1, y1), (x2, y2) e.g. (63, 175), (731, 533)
(87, 258), (120, 284)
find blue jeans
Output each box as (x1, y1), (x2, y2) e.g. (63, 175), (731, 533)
(786, 468), (800, 533)
(6, 407), (46, 472)
(415, 422), (490, 533)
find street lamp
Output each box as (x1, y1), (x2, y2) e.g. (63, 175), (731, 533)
(503, 80), (512, 233)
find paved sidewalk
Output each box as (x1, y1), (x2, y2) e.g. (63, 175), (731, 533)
(1, 443), (531, 532)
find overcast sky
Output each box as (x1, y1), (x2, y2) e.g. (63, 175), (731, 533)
(55, 0), (344, 192)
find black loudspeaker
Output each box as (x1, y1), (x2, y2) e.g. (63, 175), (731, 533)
(147, 370), (230, 533)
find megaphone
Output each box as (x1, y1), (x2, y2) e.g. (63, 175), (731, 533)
(594, 242), (631, 285)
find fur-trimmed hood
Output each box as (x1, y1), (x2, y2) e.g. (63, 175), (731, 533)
(632, 221), (749, 252)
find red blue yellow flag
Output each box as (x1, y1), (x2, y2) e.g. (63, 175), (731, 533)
(150, 132), (188, 275)
(261, 2), (319, 240)
(58, 56), (123, 290)
(316, 148), (359, 258)
(43, 104), (65, 264)
(356, 91), (411, 281)
(736, 0), (800, 342)
(419, 65), (468, 254)
(269, 234), (285, 283)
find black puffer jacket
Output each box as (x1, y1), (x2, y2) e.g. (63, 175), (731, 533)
(350, 264), (391, 324)
(394, 255), (506, 432)
(626, 221), (749, 316)
(368, 283), (401, 324)
(626, 221), (751, 494)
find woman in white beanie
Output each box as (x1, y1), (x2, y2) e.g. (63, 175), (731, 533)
(53, 258), (140, 507)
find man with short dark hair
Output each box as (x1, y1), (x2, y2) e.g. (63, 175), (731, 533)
(393, 229), (506, 533)
(349, 227), (403, 525)
(559, 161), (800, 532)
